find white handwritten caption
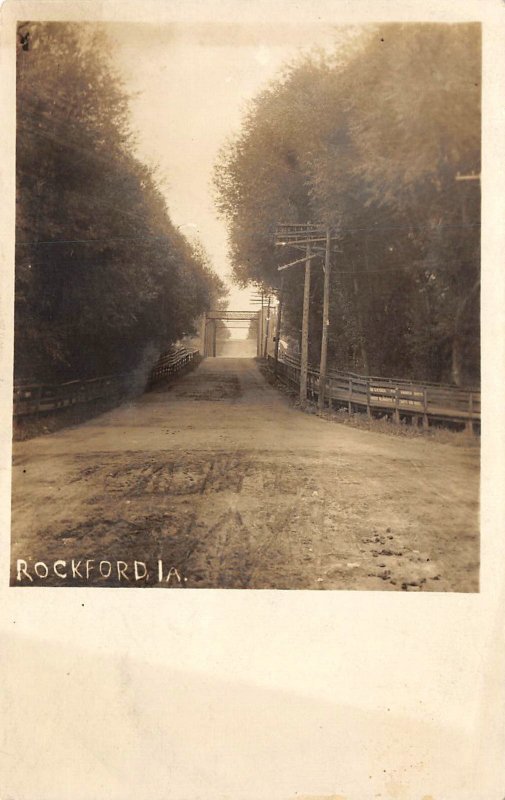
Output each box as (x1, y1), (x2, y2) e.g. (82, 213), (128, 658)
(15, 559), (186, 584)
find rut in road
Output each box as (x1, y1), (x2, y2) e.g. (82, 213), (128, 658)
(11, 358), (479, 590)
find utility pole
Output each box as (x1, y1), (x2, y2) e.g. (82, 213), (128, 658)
(258, 292), (264, 357)
(273, 276), (284, 375)
(252, 293), (263, 357)
(300, 242), (312, 407)
(318, 226), (332, 411)
(263, 295), (271, 358)
(275, 222), (337, 407)
(200, 313), (207, 356)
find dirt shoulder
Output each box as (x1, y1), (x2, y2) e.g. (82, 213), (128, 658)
(11, 357), (479, 591)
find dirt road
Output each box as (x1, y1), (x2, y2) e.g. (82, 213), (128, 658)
(11, 358), (479, 590)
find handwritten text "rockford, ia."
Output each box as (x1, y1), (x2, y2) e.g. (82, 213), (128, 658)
(16, 558), (186, 584)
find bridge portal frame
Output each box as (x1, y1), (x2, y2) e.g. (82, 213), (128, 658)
(201, 310), (262, 357)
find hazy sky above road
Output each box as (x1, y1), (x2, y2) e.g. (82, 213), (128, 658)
(106, 22), (340, 314)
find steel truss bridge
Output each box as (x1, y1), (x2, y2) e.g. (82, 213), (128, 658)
(202, 310), (263, 357)
(205, 310), (260, 321)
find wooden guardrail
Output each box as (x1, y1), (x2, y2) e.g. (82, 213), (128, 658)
(13, 373), (130, 417)
(148, 347), (199, 387)
(268, 354), (480, 433)
(13, 347), (199, 417)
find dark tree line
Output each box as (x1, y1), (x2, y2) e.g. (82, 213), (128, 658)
(214, 23), (480, 386)
(15, 22), (225, 383)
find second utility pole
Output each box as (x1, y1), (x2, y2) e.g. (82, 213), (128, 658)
(300, 241), (312, 407)
(273, 275), (284, 376)
(263, 295), (271, 358)
(318, 226), (332, 411)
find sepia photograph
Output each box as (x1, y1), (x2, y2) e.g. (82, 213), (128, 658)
(3, 3), (505, 800)
(10, 17), (481, 590)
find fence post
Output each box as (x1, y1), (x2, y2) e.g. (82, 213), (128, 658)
(423, 388), (429, 430)
(393, 386), (400, 425)
(348, 378), (353, 415)
(366, 378), (371, 418)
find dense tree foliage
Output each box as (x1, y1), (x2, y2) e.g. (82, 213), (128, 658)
(214, 23), (480, 385)
(16, 22), (225, 382)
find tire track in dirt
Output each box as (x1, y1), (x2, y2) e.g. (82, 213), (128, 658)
(11, 358), (479, 590)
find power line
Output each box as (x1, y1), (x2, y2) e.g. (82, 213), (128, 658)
(16, 235), (171, 246)
(335, 264), (440, 275)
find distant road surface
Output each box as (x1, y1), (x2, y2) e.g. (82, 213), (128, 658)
(11, 358), (479, 590)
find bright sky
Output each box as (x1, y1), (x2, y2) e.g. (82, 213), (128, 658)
(107, 23), (338, 316)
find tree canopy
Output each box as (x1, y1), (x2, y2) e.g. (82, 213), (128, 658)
(16, 22), (225, 383)
(214, 23), (480, 385)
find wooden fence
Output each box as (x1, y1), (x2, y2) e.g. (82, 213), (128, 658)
(13, 373), (129, 417)
(13, 347), (199, 417)
(268, 354), (480, 433)
(148, 347), (199, 386)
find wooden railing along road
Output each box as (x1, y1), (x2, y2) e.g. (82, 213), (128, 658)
(147, 347), (199, 386)
(269, 353), (480, 433)
(13, 346), (479, 433)
(13, 347), (199, 417)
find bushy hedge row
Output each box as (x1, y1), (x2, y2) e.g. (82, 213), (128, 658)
(214, 24), (480, 386)
(16, 22), (225, 383)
